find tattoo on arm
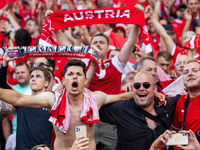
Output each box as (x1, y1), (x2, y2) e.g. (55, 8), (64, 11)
(0, 101), (12, 121)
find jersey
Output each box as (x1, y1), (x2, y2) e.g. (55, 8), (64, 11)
(149, 33), (160, 52)
(172, 94), (200, 133)
(86, 54), (126, 94)
(171, 19), (183, 47)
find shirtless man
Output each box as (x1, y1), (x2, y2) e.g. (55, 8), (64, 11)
(0, 59), (135, 150)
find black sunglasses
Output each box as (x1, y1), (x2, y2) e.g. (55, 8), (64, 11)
(133, 82), (155, 90)
(33, 62), (49, 68)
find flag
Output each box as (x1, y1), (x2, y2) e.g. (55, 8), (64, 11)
(0, 0), (17, 9)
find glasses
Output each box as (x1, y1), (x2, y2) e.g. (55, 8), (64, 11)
(175, 60), (186, 66)
(33, 62), (49, 68)
(133, 82), (155, 90)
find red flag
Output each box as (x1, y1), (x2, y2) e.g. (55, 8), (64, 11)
(0, 0), (17, 9)
(109, 31), (127, 49)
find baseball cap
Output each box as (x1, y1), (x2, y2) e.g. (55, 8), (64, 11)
(178, 4), (187, 10)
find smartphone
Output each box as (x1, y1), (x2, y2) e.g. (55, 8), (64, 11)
(163, 25), (173, 31)
(75, 126), (87, 139)
(166, 133), (188, 145)
(8, 49), (25, 58)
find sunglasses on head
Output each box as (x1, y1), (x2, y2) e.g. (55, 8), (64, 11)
(133, 82), (155, 90)
(33, 62), (49, 68)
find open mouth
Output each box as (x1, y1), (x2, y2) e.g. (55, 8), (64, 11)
(138, 93), (147, 99)
(72, 82), (78, 91)
(187, 78), (195, 82)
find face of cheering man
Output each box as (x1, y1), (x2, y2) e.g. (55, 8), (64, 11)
(183, 60), (200, 93)
(15, 64), (30, 87)
(91, 35), (109, 61)
(132, 72), (157, 108)
(175, 55), (189, 77)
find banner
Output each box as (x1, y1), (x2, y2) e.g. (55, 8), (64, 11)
(0, 46), (106, 79)
(41, 7), (150, 48)
(0, 0), (17, 9)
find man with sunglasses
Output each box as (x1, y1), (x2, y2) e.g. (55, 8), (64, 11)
(99, 71), (180, 149)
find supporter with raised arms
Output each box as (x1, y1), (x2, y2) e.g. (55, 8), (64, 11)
(0, 58), (165, 150)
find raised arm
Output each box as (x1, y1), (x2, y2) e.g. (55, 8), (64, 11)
(168, 0), (176, 16)
(118, 24), (140, 63)
(181, 9), (192, 37)
(0, 88), (54, 110)
(94, 91), (133, 109)
(145, 6), (175, 53)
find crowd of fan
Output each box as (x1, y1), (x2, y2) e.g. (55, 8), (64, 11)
(0, 0), (200, 150)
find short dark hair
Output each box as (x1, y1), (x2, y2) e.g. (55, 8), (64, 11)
(15, 62), (30, 72)
(30, 66), (51, 85)
(137, 57), (156, 70)
(25, 18), (38, 26)
(15, 29), (31, 46)
(156, 51), (171, 62)
(31, 144), (49, 150)
(113, 48), (121, 52)
(91, 33), (109, 45)
(46, 57), (56, 71)
(64, 59), (86, 77)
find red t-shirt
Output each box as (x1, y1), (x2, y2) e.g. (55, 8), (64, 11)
(84, 54), (125, 94)
(149, 33), (160, 52)
(171, 19), (183, 47)
(172, 94), (200, 133)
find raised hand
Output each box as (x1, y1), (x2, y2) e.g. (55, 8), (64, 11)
(144, 5), (154, 18)
(45, 10), (53, 18)
(134, 4), (144, 12)
(177, 130), (200, 150)
(70, 136), (89, 150)
(184, 8), (192, 22)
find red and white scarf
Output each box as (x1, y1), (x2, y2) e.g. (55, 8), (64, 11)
(49, 88), (100, 133)
(39, 7), (151, 50)
(182, 36), (200, 51)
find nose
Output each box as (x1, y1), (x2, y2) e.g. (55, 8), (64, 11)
(73, 74), (77, 79)
(186, 69), (195, 77)
(150, 70), (156, 77)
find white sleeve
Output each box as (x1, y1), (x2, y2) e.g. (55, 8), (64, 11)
(171, 44), (176, 56)
(111, 54), (126, 73)
(5, 133), (16, 149)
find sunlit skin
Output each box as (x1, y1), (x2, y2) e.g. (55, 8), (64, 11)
(157, 56), (171, 74)
(175, 55), (189, 77)
(30, 70), (49, 95)
(187, 0), (198, 15)
(139, 60), (157, 81)
(132, 73), (157, 109)
(183, 62), (200, 96)
(91, 36), (109, 61)
(62, 66), (87, 97)
(15, 65), (30, 87)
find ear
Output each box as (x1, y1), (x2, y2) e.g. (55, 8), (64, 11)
(44, 81), (49, 89)
(62, 77), (65, 85)
(154, 84), (157, 93)
(84, 78), (88, 87)
(135, 68), (140, 73)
